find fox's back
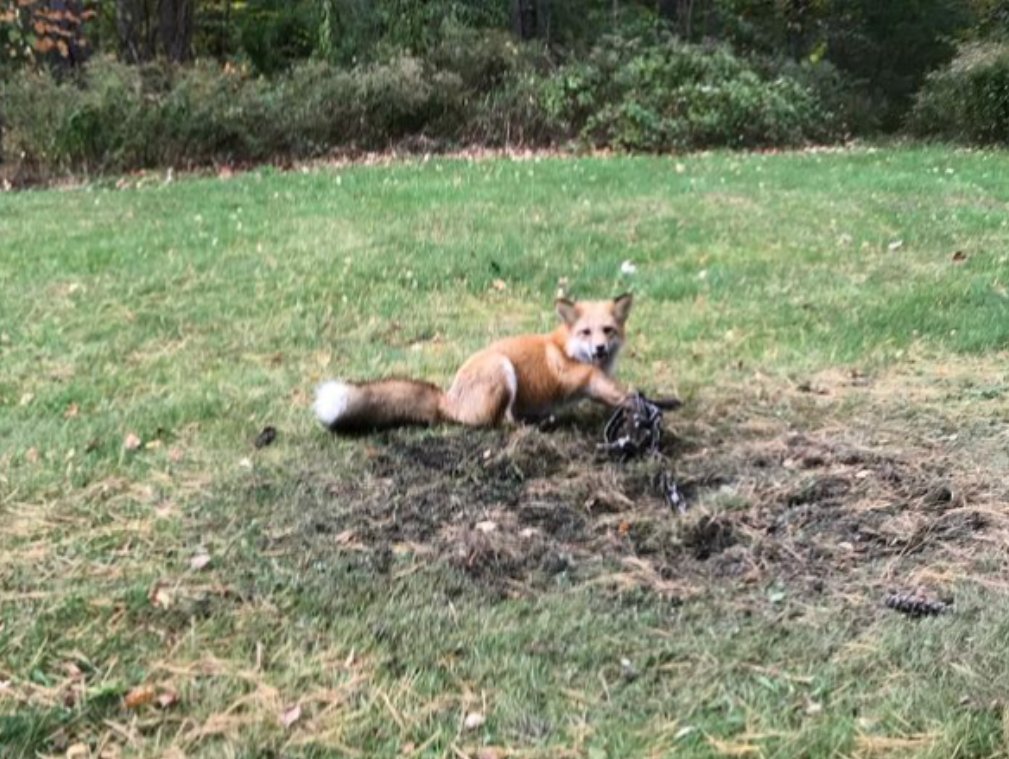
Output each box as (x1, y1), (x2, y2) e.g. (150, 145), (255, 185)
(472, 331), (581, 416)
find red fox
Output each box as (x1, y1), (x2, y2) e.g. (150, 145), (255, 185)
(314, 294), (637, 433)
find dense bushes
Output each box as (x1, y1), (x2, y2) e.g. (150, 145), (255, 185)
(469, 34), (842, 150)
(909, 42), (1009, 144)
(1, 33), (841, 176)
(1, 56), (465, 173)
(554, 35), (836, 150)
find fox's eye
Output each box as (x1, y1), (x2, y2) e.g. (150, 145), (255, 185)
(602, 326), (616, 336)
(580, 328), (591, 337)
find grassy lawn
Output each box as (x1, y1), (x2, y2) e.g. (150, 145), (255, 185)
(3, 146), (1009, 758)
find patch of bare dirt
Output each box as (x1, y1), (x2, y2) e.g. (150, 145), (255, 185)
(274, 407), (1004, 603)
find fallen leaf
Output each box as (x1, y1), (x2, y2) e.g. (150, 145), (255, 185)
(64, 403), (79, 419)
(675, 726), (697, 740)
(476, 749), (502, 759)
(491, 278), (507, 292)
(25, 447), (39, 463)
(952, 250), (967, 263)
(464, 712), (486, 730)
(189, 553), (212, 571)
(887, 239), (904, 252)
(66, 743), (90, 759)
(335, 529), (357, 545)
(475, 520), (497, 534)
(168, 447), (184, 462)
(123, 432), (142, 451)
(156, 689), (180, 709)
(19, 392), (33, 406)
(124, 685), (156, 709)
(149, 581), (172, 609)
(281, 703), (302, 729)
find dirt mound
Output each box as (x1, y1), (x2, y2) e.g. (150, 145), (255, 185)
(280, 417), (993, 602)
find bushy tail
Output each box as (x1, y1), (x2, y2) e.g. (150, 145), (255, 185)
(313, 378), (445, 433)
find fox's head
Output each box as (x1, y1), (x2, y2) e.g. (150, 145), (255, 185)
(556, 293), (633, 372)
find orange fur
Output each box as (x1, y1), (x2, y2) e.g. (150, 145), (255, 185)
(314, 295), (634, 433)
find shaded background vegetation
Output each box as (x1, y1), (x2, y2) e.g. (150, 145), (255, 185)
(2, 0), (1009, 176)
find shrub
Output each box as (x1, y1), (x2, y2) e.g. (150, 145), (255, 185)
(909, 42), (1009, 144)
(1, 34), (844, 177)
(354, 55), (465, 143)
(239, 0), (318, 75)
(541, 34), (839, 152)
(467, 68), (568, 146)
(2, 58), (160, 173)
(0, 54), (471, 175)
(758, 56), (879, 137)
(429, 25), (527, 92)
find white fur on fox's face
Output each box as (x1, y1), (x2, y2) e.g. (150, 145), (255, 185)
(556, 295), (631, 371)
(314, 380), (352, 427)
(565, 329), (622, 369)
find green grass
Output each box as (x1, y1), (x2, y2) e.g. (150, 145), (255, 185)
(3, 146), (1009, 758)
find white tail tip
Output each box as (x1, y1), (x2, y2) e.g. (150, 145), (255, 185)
(314, 380), (352, 427)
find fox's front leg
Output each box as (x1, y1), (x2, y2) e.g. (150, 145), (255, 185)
(582, 367), (631, 408)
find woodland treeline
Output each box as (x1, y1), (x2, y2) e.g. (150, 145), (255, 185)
(2, 1), (1008, 175)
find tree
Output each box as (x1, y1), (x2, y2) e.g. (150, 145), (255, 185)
(158, 0), (192, 60)
(1, 0), (94, 69)
(115, 0), (191, 62)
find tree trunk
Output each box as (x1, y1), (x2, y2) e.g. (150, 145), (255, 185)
(116, 0), (146, 62)
(158, 0), (192, 62)
(116, 0), (160, 62)
(512, 0), (551, 40)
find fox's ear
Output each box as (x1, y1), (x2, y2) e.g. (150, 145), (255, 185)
(612, 292), (633, 324)
(555, 297), (579, 326)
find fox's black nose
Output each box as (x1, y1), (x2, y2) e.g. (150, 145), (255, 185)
(594, 345), (608, 357)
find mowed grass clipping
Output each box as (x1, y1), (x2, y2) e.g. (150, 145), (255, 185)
(2, 146), (1009, 757)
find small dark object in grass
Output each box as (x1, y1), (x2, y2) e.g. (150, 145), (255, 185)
(599, 392), (679, 459)
(656, 470), (686, 513)
(884, 592), (950, 617)
(254, 426), (277, 448)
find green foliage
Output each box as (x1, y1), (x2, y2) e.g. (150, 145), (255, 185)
(536, 34), (836, 151)
(354, 55), (466, 139)
(429, 23), (527, 91)
(0, 54), (470, 174)
(1, 58), (151, 173)
(715, 0), (975, 131)
(0, 33), (847, 176)
(822, 0), (972, 130)
(467, 66), (568, 146)
(759, 56), (880, 136)
(910, 41), (1009, 143)
(238, 0), (318, 75)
